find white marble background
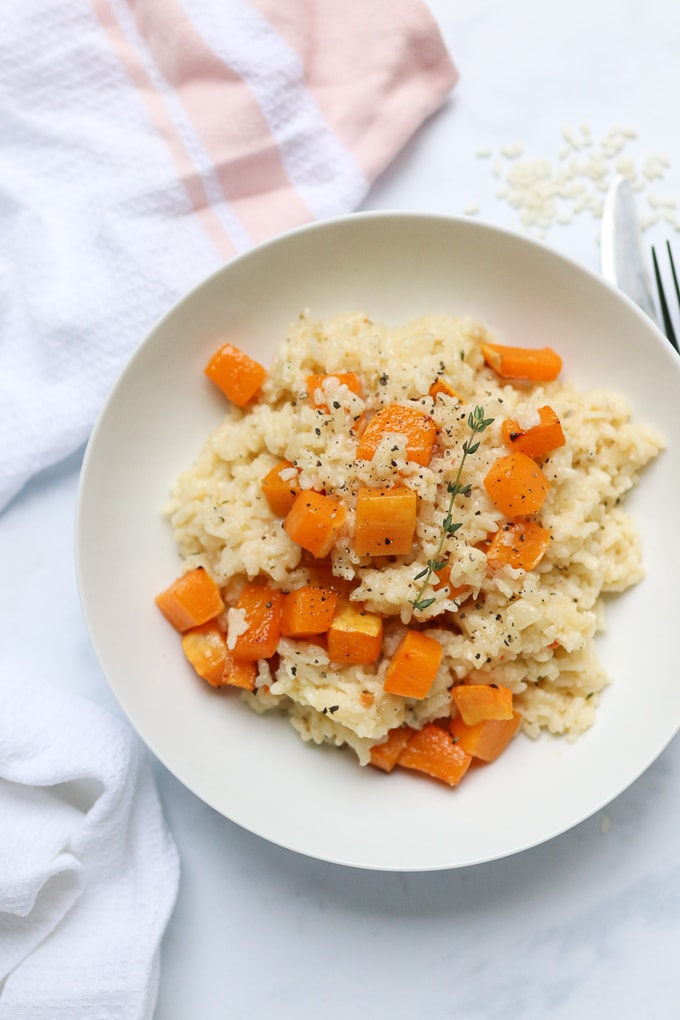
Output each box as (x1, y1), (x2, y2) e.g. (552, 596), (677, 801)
(2, 1), (679, 1017)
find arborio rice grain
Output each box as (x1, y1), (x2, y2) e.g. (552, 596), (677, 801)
(165, 311), (665, 767)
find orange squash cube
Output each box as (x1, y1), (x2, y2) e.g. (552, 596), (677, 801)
(483, 451), (550, 517)
(383, 630), (443, 700)
(486, 519), (551, 572)
(302, 553), (356, 598)
(284, 490), (348, 558)
(480, 342), (562, 382)
(501, 405), (566, 458)
(222, 652), (258, 691)
(181, 621), (228, 686)
(354, 486), (417, 556)
(306, 372), (363, 411)
(204, 342), (267, 407)
(327, 600), (383, 664)
(261, 460), (300, 517)
(155, 567), (225, 633)
(398, 724), (472, 786)
(280, 585), (339, 637)
(451, 683), (514, 726)
(450, 711), (522, 762)
(231, 584), (284, 660)
(369, 727), (415, 773)
(180, 622), (257, 690)
(356, 403), (437, 467)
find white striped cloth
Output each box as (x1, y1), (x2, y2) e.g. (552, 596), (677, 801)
(0, 0), (457, 511)
(0, 668), (179, 1020)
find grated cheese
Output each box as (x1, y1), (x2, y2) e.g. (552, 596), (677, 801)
(226, 607), (248, 650)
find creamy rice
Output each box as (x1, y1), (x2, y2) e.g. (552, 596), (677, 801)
(165, 311), (664, 765)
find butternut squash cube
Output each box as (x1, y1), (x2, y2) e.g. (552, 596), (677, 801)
(261, 460), (300, 517)
(354, 486), (417, 556)
(155, 566), (224, 633)
(383, 629), (443, 700)
(398, 724), (472, 786)
(356, 403), (437, 467)
(450, 711), (522, 762)
(280, 585), (339, 637)
(486, 519), (551, 572)
(501, 405), (566, 458)
(181, 621), (228, 686)
(284, 490), (348, 558)
(328, 600), (383, 664)
(204, 342), (266, 406)
(451, 683), (514, 726)
(231, 584), (284, 660)
(306, 372), (363, 411)
(480, 342), (562, 382)
(483, 451), (549, 517)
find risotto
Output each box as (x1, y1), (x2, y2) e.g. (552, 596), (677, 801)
(158, 311), (664, 784)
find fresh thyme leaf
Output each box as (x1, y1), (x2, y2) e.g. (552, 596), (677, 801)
(410, 404), (494, 613)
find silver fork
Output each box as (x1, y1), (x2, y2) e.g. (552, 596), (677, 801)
(651, 241), (680, 353)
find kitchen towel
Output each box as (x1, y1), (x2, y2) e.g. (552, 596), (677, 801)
(0, 0), (457, 512)
(0, 668), (180, 1019)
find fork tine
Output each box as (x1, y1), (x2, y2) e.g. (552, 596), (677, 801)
(666, 240), (680, 318)
(651, 244), (680, 352)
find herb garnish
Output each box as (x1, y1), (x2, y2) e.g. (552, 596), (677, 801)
(411, 405), (494, 613)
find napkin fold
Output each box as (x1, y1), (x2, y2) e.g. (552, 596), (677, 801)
(0, 0), (457, 512)
(0, 668), (180, 1019)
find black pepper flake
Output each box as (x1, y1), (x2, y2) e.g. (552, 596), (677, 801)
(329, 705), (339, 714)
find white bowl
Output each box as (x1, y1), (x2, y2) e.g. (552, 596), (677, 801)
(77, 212), (680, 871)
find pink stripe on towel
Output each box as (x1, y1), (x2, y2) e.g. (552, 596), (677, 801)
(249, 0), (459, 182)
(89, 0), (238, 259)
(128, 0), (316, 243)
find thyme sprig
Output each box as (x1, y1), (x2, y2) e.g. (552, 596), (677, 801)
(411, 405), (494, 613)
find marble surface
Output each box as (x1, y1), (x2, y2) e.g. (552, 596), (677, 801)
(3, 1), (680, 1016)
